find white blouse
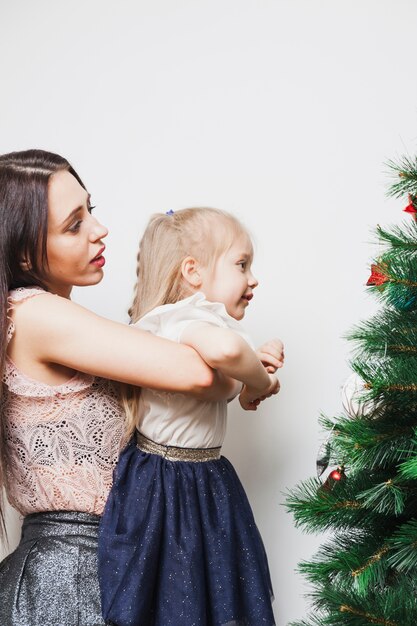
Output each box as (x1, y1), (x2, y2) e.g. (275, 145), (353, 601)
(134, 292), (253, 449)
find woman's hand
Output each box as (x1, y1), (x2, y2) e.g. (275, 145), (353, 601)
(255, 338), (284, 373)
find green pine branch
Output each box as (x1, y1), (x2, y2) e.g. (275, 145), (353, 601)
(386, 156), (417, 199)
(398, 445), (417, 481)
(353, 357), (417, 402)
(347, 309), (417, 361)
(387, 519), (417, 573)
(319, 415), (417, 472)
(357, 480), (405, 516)
(312, 580), (417, 625)
(376, 222), (417, 252)
(298, 530), (391, 592)
(286, 472), (400, 533)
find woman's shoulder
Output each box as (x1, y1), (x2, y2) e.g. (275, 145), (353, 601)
(9, 287), (97, 322)
(7, 286), (53, 342)
(6, 287), (107, 386)
(7, 287), (98, 351)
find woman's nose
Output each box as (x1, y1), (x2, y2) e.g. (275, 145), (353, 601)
(89, 217), (108, 242)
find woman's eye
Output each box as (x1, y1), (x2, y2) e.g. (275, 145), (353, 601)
(238, 261), (246, 269)
(68, 205), (95, 233)
(69, 220), (82, 233)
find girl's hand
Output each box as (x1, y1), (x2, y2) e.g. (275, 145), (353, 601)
(239, 392), (261, 411)
(239, 374), (280, 411)
(256, 339), (284, 373)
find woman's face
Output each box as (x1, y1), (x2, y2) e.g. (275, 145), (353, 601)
(45, 170), (108, 298)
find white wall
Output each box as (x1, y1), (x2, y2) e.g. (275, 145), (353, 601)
(1, 1), (417, 623)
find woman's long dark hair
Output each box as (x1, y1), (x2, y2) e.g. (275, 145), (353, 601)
(0, 149), (86, 538)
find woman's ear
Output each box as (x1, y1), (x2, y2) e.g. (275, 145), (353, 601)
(19, 257), (32, 272)
(181, 256), (202, 288)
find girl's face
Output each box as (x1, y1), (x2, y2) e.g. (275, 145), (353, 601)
(44, 170), (108, 298)
(198, 233), (258, 320)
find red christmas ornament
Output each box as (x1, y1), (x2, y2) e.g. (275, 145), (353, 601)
(366, 264), (389, 287)
(404, 194), (417, 215)
(320, 466), (346, 491)
(329, 469), (343, 481)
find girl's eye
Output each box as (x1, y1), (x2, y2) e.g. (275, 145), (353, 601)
(88, 205), (96, 214)
(238, 261), (246, 270)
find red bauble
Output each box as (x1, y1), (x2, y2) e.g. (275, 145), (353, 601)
(329, 469), (343, 481)
(320, 466), (346, 491)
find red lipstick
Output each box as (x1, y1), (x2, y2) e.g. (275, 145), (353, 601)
(91, 245), (106, 267)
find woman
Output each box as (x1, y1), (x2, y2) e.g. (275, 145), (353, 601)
(0, 149), (236, 626)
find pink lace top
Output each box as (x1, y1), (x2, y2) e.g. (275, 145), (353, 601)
(3, 287), (125, 516)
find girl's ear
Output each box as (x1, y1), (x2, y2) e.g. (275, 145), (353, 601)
(181, 256), (202, 288)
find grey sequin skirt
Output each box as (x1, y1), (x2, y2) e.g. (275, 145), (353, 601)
(0, 510), (106, 626)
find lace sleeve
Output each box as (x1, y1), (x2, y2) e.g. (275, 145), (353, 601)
(6, 286), (48, 345)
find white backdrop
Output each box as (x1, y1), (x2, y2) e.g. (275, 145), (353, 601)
(1, 1), (417, 624)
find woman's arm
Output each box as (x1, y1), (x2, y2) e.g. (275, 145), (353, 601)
(180, 322), (277, 395)
(12, 293), (216, 394)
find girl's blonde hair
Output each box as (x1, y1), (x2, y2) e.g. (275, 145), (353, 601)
(122, 207), (251, 436)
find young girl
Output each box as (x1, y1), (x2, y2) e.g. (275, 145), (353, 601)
(0, 151), (231, 626)
(98, 208), (283, 626)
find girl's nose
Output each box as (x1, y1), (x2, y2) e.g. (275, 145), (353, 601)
(249, 272), (258, 288)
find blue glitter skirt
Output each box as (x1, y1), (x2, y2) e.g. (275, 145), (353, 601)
(98, 437), (275, 626)
(0, 510), (106, 626)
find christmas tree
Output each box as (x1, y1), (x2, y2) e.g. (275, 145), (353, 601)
(286, 155), (417, 626)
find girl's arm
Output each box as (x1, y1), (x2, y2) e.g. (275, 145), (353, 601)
(180, 322), (277, 395)
(12, 293), (217, 395)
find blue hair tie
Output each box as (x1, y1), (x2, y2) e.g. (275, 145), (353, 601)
(166, 209), (175, 216)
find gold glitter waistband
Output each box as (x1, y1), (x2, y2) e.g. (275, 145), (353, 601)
(136, 431), (221, 462)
